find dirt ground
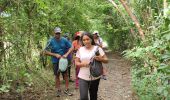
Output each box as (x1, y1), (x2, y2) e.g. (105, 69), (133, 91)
(43, 51), (138, 100)
(0, 51), (138, 100)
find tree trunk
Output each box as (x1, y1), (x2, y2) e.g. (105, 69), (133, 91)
(119, 0), (145, 40)
(0, 1), (9, 64)
(27, 12), (33, 65)
(0, 25), (4, 63)
(108, 0), (128, 25)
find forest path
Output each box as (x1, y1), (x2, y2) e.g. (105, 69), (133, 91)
(44, 51), (138, 100)
(0, 51), (138, 100)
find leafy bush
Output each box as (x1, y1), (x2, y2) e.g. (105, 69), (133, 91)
(123, 10), (170, 99)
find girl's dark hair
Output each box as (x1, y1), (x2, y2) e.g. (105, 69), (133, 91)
(74, 36), (80, 40)
(80, 31), (96, 46)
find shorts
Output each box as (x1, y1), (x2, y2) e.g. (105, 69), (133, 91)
(67, 59), (72, 68)
(53, 62), (67, 76)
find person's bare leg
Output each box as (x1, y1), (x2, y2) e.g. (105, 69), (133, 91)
(63, 71), (73, 96)
(63, 72), (69, 89)
(55, 73), (61, 97)
(55, 73), (61, 90)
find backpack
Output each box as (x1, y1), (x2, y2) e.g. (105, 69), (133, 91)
(59, 58), (68, 72)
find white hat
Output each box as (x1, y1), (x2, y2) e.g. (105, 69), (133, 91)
(93, 30), (99, 36)
(54, 27), (61, 33)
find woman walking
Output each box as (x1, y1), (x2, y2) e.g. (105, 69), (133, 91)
(75, 32), (108, 100)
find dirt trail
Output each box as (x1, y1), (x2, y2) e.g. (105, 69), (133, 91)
(98, 52), (137, 100)
(0, 52), (138, 100)
(44, 51), (138, 100)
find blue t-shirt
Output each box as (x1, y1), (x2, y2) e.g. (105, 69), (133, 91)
(45, 37), (72, 63)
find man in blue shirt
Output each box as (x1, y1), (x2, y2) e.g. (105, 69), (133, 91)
(44, 27), (73, 97)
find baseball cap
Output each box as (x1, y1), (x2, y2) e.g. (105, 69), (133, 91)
(93, 30), (99, 36)
(54, 27), (61, 33)
(75, 31), (82, 37)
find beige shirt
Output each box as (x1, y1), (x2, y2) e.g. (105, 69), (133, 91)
(76, 46), (105, 81)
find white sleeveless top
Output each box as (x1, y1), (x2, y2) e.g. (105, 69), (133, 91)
(76, 45), (105, 81)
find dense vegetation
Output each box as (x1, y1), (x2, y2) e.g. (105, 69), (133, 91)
(0, 0), (170, 99)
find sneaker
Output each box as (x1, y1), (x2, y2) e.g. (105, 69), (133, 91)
(56, 90), (61, 97)
(69, 79), (74, 82)
(64, 89), (73, 96)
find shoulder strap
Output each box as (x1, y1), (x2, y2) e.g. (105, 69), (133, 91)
(90, 46), (99, 62)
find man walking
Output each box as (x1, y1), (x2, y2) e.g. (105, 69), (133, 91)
(44, 27), (73, 97)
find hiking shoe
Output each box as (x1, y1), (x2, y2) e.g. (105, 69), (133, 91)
(64, 89), (73, 96)
(56, 90), (61, 97)
(69, 79), (74, 82)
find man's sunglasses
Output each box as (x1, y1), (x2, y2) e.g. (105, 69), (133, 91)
(55, 32), (61, 34)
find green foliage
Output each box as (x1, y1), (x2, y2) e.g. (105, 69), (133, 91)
(0, 84), (10, 93)
(0, 0), (116, 95)
(123, 2), (170, 99)
(1, 0), (170, 99)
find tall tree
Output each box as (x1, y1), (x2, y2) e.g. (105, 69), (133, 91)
(108, 0), (128, 24)
(119, 0), (145, 40)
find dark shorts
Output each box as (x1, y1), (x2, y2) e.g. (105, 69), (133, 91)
(53, 62), (67, 76)
(67, 59), (72, 68)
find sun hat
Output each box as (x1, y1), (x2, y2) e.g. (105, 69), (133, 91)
(54, 27), (61, 33)
(59, 58), (68, 72)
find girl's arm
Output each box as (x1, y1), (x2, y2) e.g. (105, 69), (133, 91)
(94, 54), (108, 63)
(75, 57), (89, 67)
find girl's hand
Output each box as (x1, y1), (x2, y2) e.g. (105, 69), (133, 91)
(94, 55), (103, 61)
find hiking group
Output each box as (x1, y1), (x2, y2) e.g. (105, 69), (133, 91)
(44, 27), (108, 100)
